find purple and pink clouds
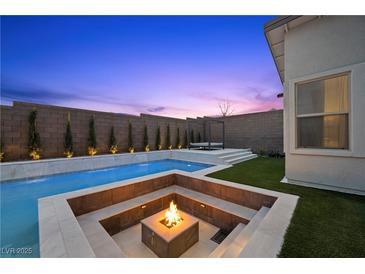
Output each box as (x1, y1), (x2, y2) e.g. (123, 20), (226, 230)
(1, 16), (282, 118)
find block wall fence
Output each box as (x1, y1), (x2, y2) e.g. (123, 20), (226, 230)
(0, 102), (283, 161)
(205, 110), (283, 154)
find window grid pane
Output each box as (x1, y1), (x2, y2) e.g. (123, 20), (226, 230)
(296, 73), (349, 149)
(296, 74), (349, 115)
(297, 114), (348, 149)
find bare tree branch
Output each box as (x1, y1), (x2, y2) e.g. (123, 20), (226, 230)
(218, 99), (234, 117)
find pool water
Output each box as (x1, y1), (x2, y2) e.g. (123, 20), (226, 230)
(0, 159), (212, 258)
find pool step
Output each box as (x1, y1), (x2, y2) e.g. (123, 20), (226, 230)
(219, 151), (252, 160)
(216, 149), (257, 165)
(221, 206), (270, 258)
(225, 154), (257, 164)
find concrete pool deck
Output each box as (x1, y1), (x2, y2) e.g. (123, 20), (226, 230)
(38, 170), (298, 258)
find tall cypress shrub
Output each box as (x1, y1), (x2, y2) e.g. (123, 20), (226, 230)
(143, 125), (149, 152)
(64, 113), (73, 158)
(28, 110), (41, 160)
(198, 132), (201, 143)
(109, 126), (118, 154)
(156, 126), (162, 150)
(128, 122), (134, 152)
(166, 124), (172, 149)
(0, 139), (4, 162)
(176, 127), (181, 149)
(190, 129), (195, 144)
(87, 116), (97, 156)
(184, 130), (188, 148)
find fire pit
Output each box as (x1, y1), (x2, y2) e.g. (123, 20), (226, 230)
(141, 201), (199, 257)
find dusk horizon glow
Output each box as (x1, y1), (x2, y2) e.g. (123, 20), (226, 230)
(1, 16), (283, 118)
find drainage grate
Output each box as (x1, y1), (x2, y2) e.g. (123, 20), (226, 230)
(210, 229), (230, 244)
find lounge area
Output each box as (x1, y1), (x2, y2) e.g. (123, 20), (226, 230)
(38, 171), (297, 258)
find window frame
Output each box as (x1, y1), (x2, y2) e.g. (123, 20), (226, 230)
(295, 71), (351, 150)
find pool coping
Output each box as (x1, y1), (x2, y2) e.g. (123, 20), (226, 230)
(38, 170), (298, 258)
(0, 150), (229, 182)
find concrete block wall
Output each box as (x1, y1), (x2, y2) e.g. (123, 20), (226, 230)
(0, 101), (283, 161)
(0, 102), (201, 161)
(203, 110), (283, 153)
(187, 117), (205, 142)
(140, 114), (188, 150)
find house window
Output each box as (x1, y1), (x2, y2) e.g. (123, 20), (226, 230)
(296, 73), (349, 149)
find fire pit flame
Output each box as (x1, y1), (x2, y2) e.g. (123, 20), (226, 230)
(164, 201), (182, 228)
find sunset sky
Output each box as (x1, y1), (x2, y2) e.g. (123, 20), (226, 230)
(1, 16), (283, 118)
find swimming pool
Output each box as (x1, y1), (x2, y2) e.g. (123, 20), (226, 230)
(0, 159), (212, 258)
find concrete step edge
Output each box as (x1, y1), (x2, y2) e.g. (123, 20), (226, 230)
(219, 151), (252, 159)
(222, 207), (270, 258)
(226, 154), (257, 164)
(208, 223), (246, 258)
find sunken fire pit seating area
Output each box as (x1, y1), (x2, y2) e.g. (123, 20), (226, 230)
(38, 171), (298, 258)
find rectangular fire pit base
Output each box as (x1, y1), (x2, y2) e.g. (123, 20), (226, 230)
(141, 210), (199, 258)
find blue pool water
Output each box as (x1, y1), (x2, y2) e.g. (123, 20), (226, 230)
(0, 159), (211, 258)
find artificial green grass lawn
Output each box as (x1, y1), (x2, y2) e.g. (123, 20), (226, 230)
(207, 157), (365, 257)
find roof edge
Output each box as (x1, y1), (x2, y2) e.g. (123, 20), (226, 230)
(264, 16), (301, 33)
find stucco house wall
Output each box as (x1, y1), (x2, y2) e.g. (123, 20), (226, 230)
(284, 16), (365, 194)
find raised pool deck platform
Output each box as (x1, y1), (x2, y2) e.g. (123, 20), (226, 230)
(0, 148), (256, 181)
